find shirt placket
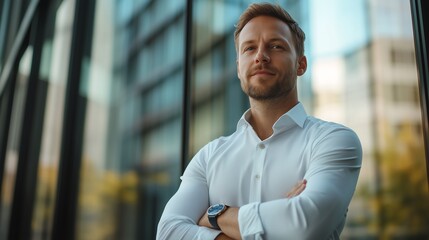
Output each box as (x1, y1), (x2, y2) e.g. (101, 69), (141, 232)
(249, 142), (267, 202)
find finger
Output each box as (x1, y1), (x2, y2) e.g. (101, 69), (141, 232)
(290, 179), (306, 193)
(287, 184), (301, 197)
(294, 181), (306, 195)
(286, 179), (307, 198)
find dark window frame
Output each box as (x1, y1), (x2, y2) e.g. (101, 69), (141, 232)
(410, 0), (429, 188)
(7, 0), (47, 238)
(181, 0), (193, 173)
(51, 0), (96, 239)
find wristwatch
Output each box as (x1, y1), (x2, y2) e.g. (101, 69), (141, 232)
(207, 203), (229, 230)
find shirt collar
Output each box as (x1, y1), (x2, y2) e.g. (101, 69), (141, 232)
(237, 102), (308, 132)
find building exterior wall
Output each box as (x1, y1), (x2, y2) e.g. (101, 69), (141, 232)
(0, 0), (427, 239)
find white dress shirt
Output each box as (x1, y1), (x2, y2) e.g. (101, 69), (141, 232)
(157, 103), (362, 240)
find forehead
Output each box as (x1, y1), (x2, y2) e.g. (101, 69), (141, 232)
(239, 15), (293, 44)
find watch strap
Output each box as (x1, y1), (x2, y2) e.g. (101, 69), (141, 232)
(207, 204), (229, 230)
(208, 214), (220, 229)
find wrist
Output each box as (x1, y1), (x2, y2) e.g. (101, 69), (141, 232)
(207, 203), (229, 230)
(216, 207), (241, 240)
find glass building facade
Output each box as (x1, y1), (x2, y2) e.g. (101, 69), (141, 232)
(0, 0), (428, 239)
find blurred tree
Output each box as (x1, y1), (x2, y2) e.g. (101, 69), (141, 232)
(380, 122), (429, 239)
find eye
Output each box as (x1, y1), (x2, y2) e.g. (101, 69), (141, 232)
(244, 46), (255, 52)
(271, 45), (283, 49)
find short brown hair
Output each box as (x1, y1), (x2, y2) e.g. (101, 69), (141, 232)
(234, 3), (306, 56)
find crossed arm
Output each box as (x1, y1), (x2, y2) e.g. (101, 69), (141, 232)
(197, 180), (308, 239)
(157, 129), (362, 240)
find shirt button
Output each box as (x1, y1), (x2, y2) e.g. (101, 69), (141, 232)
(258, 144), (265, 149)
(255, 174), (260, 180)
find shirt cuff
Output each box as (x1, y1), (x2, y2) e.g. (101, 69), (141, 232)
(195, 227), (222, 240)
(238, 202), (264, 240)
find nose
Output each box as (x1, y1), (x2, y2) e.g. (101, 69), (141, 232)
(255, 47), (270, 63)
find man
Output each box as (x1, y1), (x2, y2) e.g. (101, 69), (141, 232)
(157, 3), (362, 240)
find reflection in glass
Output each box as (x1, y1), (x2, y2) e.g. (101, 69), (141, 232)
(190, 0), (247, 154)
(30, 0), (75, 238)
(311, 0), (428, 238)
(74, 0), (185, 239)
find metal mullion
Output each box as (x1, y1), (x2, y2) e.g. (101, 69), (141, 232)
(7, 1), (47, 239)
(181, 0), (193, 173)
(51, 0), (96, 239)
(0, 0), (12, 67)
(410, 0), (429, 188)
(0, 63), (19, 199)
(0, 0), (39, 96)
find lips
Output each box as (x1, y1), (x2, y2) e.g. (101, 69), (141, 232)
(251, 69), (275, 76)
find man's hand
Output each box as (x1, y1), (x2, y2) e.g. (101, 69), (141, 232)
(198, 209), (210, 228)
(286, 179), (307, 198)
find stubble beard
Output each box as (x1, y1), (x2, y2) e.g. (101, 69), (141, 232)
(244, 77), (295, 101)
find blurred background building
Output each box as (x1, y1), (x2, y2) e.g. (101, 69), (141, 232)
(0, 0), (428, 239)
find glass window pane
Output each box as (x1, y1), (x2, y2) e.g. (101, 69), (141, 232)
(310, 0), (428, 238)
(73, 0), (186, 239)
(190, 0), (247, 154)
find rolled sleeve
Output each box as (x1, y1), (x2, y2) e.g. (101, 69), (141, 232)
(157, 214), (221, 240)
(238, 202), (264, 240)
(195, 228), (222, 239)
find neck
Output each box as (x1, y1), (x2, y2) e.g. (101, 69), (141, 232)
(248, 96), (298, 140)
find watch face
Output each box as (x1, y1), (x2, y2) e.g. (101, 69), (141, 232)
(208, 204), (226, 216)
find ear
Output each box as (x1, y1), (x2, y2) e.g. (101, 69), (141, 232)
(236, 59), (241, 79)
(297, 56), (307, 76)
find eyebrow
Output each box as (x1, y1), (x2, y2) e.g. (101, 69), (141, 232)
(239, 37), (291, 49)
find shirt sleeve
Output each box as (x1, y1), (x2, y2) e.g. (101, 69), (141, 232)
(156, 144), (221, 240)
(238, 127), (362, 240)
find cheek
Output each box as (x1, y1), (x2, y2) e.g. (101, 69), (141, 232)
(237, 59), (250, 75)
(237, 61), (245, 79)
